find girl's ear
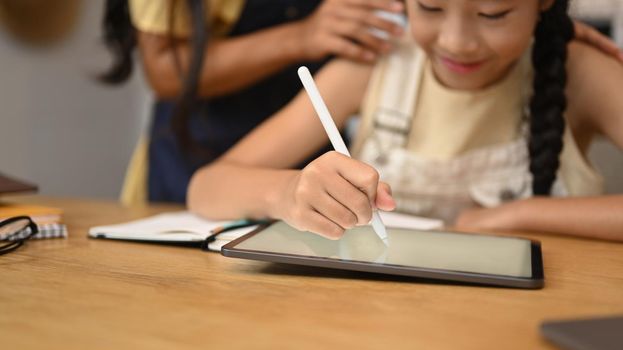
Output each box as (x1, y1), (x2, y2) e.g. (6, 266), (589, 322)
(540, 0), (556, 11)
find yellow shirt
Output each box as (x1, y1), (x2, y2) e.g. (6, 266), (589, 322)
(129, 0), (244, 37)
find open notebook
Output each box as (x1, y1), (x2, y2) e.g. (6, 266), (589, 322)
(89, 211), (443, 252)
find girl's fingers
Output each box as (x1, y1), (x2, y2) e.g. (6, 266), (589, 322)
(376, 182), (396, 211)
(331, 154), (381, 205)
(296, 208), (346, 240)
(309, 192), (359, 230)
(324, 174), (373, 225)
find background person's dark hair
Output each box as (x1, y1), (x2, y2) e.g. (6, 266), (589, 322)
(529, 0), (574, 195)
(99, 0), (136, 84)
(99, 0), (208, 154)
(171, 0), (208, 155)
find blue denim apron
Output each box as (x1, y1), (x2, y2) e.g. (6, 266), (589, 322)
(148, 0), (325, 203)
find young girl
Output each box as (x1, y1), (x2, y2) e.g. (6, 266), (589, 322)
(187, 0), (623, 241)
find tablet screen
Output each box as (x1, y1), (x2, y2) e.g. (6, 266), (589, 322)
(233, 221), (533, 278)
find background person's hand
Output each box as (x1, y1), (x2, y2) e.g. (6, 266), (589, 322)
(573, 20), (623, 63)
(295, 0), (405, 63)
(277, 151), (395, 239)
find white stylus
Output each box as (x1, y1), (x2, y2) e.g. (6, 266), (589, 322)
(297, 66), (389, 245)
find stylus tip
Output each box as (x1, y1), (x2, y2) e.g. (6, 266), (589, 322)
(371, 211), (389, 246)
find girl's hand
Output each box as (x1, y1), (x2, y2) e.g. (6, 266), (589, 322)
(573, 20), (623, 63)
(454, 203), (520, 232)
(295, 0), (405, 62)
(277, 151), (395, 239)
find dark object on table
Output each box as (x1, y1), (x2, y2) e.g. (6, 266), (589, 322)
(541, 315), (623, 350)
(0, 172), (37, 195)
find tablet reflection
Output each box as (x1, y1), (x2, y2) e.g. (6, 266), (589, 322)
(247, 223), (388, 263)
(339, 227), (387, 263)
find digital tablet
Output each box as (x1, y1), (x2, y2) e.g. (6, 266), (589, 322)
(221, 221), (544, 289)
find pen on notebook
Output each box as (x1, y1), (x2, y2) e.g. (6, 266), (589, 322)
(210, 219), (268, 235)
(297, 66), (389, 245)
(204, 219), (271, 250)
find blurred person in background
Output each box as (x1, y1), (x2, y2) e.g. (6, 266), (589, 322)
(100, 0), (406, 205)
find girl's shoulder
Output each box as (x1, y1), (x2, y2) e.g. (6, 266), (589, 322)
(566, 41), (623, 144)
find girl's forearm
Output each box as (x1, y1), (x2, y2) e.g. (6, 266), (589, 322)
(513, 195), (623, 241)
(187, 162), (298, 221)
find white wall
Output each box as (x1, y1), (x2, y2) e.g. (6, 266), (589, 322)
(0, 1), (151, 199)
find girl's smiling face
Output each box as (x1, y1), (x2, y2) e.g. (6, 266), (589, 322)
(406, 0), (549, 90)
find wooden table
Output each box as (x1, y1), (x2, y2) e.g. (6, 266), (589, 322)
(1, 196), (622, 350)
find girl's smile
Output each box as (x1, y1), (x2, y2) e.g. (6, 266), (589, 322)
(437, 55), (488, 74)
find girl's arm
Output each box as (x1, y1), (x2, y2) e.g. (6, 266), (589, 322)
(187, 59), (375, 232)
(456, 196), (623, 241)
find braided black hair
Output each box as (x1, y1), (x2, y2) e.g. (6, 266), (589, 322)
(529, 0), (574, 195)
(99, 0), (208, 154)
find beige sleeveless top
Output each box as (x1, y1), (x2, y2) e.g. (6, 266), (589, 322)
(352, 35), (603, 223)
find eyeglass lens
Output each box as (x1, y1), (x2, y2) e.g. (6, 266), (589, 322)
(0, 219), (31, 238)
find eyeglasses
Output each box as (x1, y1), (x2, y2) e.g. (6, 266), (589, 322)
(0, 216), (38, 255)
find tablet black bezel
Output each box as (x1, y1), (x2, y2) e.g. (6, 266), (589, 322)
(222, 223), (544, 289)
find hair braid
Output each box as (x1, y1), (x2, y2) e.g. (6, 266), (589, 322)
(529, 0), (574, 195)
